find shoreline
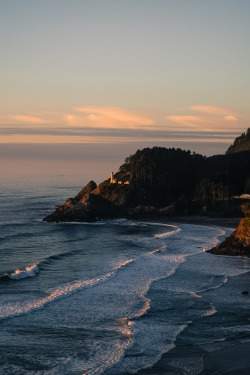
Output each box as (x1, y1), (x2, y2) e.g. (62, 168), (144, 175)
(134, 235), (250, 375)
(165, 215), (240, 229)
(131, 215), (240, 229)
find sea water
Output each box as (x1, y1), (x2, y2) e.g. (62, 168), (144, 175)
(1, 176), (250, 375)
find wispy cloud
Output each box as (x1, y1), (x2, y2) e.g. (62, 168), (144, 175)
(65, 106), (154, 128)
(1, 104), (246, 146)
(167, 115), (204, 128)
(190, 105), (238, 121)
(190, 105), (237, 117)
(12, 115), (46, 124)
(224, 114), (237, 121)
(167, 105), (239, 131)
(11, 111), (63, 125)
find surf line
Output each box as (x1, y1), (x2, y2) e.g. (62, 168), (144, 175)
(0, 259), (134, 321)
(153, 223), (181, 238)
(1, 264), (40, 281)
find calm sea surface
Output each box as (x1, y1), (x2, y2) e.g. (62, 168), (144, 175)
(1, 175), (250, 374)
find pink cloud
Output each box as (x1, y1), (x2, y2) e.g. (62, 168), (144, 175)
(190, 105), (238, 120)
(65, 106), (154, 128)
(12, 115), (46, 124)
(224, 115), (237, 121)
(168, 115), (204, 128)
(167, 105), (240, 131)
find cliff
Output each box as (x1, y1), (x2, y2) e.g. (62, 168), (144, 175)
(43, 132), (250, 223)
(207, 217), (250, 257)
(43, 180), (129, 222)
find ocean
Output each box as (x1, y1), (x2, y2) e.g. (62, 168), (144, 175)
(1, 175), (250, 375)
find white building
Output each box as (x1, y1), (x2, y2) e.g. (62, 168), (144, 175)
(110, 172), (129, 185)
(110, 172), (117, 184)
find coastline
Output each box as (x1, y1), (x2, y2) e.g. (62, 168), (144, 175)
(132, 215), (240, 230)
(133, 230), (250, 375)
(167, 216), (240, 229)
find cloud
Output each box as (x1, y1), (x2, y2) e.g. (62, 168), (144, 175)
(65, 106), (154, 128)
(190, 105), (238, 121)
(167, 116), (204, 128)
(224, 115), (237, 121)
(12, 115), (46, 124)
(167, 105), (239, 131)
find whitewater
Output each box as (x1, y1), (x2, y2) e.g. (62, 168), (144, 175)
(1, 178), (250, 374)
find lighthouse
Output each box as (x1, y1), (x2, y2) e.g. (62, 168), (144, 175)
(110, 172), (116, 184)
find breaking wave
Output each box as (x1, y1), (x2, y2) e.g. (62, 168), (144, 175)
(0, 259), (133, 320)
(1, 264), (40, 281)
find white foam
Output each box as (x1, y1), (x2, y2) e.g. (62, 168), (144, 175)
(150, 245), (168, 254)
(57, 221), (106, 225)
(154, 223), (182, 238)
(9, 264), (40, 280)
(110, 324), (188, 375)
(0, 259), (133, 320)
(3, 221), (240, 375)
(19, 251), (186, 375)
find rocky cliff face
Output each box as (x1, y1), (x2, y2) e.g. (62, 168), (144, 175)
(43, 181), (98, 222)
(44, 181), (115, 221)
(207, 217), (250, 257)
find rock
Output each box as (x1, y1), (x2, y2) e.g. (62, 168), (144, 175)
(43, 180), (125, 222)
(207, 217), (250, 257)
(43, 141), (250, 223)
(43, 181), (98, 222)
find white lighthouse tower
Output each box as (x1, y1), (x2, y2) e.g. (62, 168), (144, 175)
(110, 172), (116, 184)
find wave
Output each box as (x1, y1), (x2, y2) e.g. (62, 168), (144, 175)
(0, 238), (95, 283)
(150, 245), (168, 254)
(40, 253), (187, 375)
(39, 247), (88, 266)
(0, 259), (133, 320)
(43, 220), (106, 225)
(154, 225), (181, 238)
(150, 223), (181, 238)
(1, 264), (40, 281)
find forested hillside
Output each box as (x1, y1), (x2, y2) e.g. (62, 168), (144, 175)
(44, 130), (250, 222)
(226, 128), (250, 154)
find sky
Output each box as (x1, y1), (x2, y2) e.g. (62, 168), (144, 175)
(0, 0), (250, 182)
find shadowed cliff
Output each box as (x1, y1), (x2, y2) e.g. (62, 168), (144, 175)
(43, 134), (250, 223)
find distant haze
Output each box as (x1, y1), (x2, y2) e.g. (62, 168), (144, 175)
(0, 140), (233, 185)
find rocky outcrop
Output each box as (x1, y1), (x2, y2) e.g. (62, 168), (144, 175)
(207, 217), (250, 257)
(43, 181), (124, 222)
(43, 181), (98, 222)
(43, 137), (250, 223)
